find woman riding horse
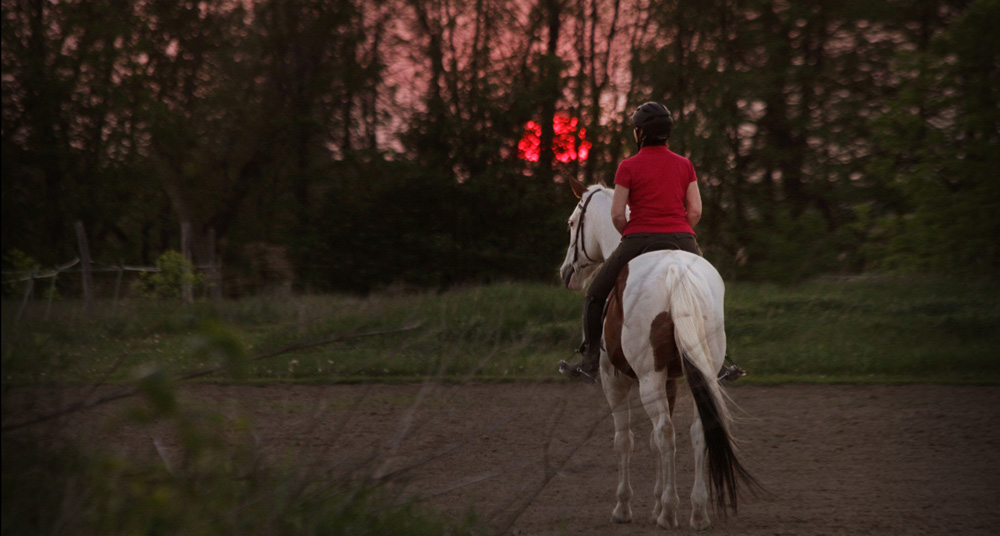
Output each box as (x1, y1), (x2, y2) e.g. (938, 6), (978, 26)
(560, 102), (703, 382)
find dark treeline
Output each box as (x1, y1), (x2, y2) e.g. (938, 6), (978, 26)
(2, 0), (997, 294)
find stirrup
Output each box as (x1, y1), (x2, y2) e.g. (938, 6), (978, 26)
(718, 363), (747, 382)
(558, 359), (598, 384)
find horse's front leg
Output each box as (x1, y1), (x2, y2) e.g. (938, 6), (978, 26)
(602, 364), (633, 524)
(639, 373), (679, 529)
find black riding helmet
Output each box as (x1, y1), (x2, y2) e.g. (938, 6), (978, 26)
(631, 102), (673, 147)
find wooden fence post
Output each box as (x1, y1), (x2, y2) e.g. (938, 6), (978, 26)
(113, 263), (124, 310)
(181, 221), (193, 304)
(15, 271), (35, 325)
(75, 221), (94, 312)
(45, 272), (57, 319)
(207, 228), (222, 300)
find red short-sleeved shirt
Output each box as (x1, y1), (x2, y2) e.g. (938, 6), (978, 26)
(613, 146), (697, 236)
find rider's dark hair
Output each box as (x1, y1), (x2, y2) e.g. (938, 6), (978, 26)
(631, 102), (673, 148)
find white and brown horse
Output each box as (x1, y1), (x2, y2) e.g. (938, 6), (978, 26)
(560, 180), (756, 529)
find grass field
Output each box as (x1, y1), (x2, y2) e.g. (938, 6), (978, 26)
(3, 276), (998, 385)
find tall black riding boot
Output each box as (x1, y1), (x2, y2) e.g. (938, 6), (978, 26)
(558, 296), (605, 383)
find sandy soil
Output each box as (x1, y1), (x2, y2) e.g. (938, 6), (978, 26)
(7, 382), (1000, 535)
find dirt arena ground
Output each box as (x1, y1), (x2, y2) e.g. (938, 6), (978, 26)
(9, 382), (1000, 535)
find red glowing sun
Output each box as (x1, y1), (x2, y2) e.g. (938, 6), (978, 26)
(518, 114), (592, 163)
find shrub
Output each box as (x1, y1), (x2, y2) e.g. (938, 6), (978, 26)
(133, 250), (204, 299)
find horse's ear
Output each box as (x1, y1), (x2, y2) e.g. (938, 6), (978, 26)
(569, 178), (588, 199)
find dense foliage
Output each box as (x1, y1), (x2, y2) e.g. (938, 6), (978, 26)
(3, 0), (997, 293)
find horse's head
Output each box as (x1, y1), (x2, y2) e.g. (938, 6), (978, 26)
(560, 179), (614, 290)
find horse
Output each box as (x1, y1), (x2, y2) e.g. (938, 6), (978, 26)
(559, 179), (756, 530)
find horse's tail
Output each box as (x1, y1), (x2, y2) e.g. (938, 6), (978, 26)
(665, 262), (758, 514)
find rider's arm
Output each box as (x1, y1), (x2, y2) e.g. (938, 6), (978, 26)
(685, 181), (702, 228)
(611, 185), (629, 235)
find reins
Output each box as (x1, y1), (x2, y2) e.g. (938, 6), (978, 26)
(573, 189), (604, 270)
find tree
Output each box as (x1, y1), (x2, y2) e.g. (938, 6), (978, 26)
(2, 0), (152, 263)
(4, 0), (994, 293)
(865, 0), (998, 275)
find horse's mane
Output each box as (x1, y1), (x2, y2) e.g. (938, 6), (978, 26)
(586, 183), (612, 196)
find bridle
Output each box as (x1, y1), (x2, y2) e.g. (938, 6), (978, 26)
(571, 190), (604, 271)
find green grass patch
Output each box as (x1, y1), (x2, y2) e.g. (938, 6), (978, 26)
(725, 276), (1000, 384)
(3, 276), (998, 386)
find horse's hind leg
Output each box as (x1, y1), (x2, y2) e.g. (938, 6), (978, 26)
(639, 373), (679, 529)
(649, 428), (662, 522)
(650, 378), (678, 522)
(689, 403), (711, 530)
(602, 369), (634, 523)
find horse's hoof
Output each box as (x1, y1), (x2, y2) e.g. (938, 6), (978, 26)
(611, 505), (632, 524)
(690, 512), (711, 531)
(656, 512), (679, 529)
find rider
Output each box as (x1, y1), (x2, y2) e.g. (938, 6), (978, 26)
(559, 101), (703, 382)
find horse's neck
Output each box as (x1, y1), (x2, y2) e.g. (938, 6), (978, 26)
(591, 192), (622, 261)
(596, 221), (621, 261)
